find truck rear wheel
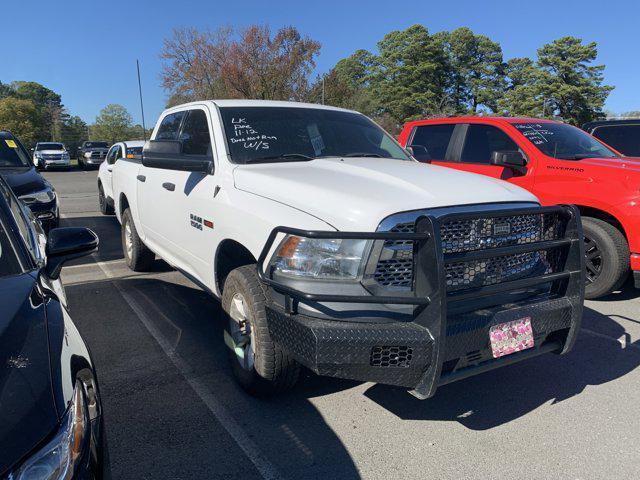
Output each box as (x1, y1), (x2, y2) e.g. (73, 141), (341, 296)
(583, 217), (629, 299)
(222, 265), (300, 396)
(121, 208), (155, 272)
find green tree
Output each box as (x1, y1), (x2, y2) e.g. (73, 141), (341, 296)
(369, 25), (450, 124)
(438, 27), (505, 113)
(11, 81), (64, 141)
(0, 97), (40, 146)
(91, 104), (134, 143)
(60, 115), (89, 155)
(537, 37), (612, 125)
(496, 57), (546, 117)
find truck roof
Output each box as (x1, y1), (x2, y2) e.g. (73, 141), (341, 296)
(404, 116), (561, 127)
(165, 99), (358, 115)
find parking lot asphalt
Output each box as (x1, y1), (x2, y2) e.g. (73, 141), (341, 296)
(45, 168), (640, 479)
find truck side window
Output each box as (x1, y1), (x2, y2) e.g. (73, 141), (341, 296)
(106, 145), (118, 165)
(180, 109), (212, 156)
(410, 124), (455, 160)
(460, 125), (519, 164)
(156, 111), (186, 140)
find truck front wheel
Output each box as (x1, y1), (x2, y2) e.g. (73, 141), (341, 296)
(582, 217), (629, 299)
(121, 208), (155, 271)
(222, 265), (300, 396)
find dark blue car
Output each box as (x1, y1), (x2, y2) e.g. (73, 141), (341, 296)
(0, 176), (107, 478)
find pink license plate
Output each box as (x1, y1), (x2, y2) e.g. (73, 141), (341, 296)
(489, 317), (534, 358)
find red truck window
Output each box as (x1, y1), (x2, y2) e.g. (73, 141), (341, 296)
(460, 125), (519, 164)
(591, 124), (640, 157)
(410, 124), (455, 160)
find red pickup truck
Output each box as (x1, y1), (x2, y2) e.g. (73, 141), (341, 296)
(399, 117), (640, 299)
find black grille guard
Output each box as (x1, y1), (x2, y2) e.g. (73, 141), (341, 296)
(257, 205), (585, 398)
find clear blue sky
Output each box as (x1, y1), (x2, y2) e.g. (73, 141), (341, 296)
(2, 0), (637, 125)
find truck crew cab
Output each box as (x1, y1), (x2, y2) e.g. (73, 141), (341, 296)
(400, 117), (640, 299)
(109, 101), (584, 398)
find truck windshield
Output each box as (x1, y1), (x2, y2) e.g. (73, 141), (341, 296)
(0, 137), (31, 168)
(513, 123), (618, 160)
(219, 106), (411, 163)
(36, 143), (64, 150)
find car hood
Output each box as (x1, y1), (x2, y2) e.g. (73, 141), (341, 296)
(0, 273), (58, 475)
(37, 150), (66, 155)
(84, 148), (108, 153)
(233, 157), (538, 231)
(0, 167), (48, 197)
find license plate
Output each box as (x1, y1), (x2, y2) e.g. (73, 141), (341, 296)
(489, 317), (534, 358)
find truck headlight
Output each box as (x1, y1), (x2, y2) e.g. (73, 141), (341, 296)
(84, 152), (92, 158)
(62, 152), (70, 159)
(19, 187), (56, 204)
(269, 235), (370, 280)
(10, 381), (89, 480)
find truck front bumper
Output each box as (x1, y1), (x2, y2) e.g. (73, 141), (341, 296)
(259, 205), (585, 399)
(266, 295), (577, 398)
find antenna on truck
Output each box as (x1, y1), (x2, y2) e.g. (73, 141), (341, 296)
(136, 59), (147, 141)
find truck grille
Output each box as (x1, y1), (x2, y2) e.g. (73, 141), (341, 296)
(42, 153), (63, 160)
(374, 211), (567, 292)
(90, 151), (106, 158)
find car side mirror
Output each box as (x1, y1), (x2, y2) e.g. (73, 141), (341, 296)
(407, 145), (432, 163)
(142, 140), (214, 174)
(491, 150), (527, 168)
(45, 227), (99, 279)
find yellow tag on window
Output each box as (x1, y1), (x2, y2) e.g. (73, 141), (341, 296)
(5, 139), (17, 148)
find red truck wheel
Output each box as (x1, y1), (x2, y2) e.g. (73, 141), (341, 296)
(583, 217), (630, 299)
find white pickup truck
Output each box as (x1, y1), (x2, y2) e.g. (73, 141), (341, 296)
(106, 100), (585, 398)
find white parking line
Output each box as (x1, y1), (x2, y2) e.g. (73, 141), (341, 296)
(95, 259), (284, 480)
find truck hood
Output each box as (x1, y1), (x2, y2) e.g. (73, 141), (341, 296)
(233, 157), (538, 230)
(576, 156), (640, 172)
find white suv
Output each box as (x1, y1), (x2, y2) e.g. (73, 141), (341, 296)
(108, 100), (585, 398)
(32, 142), (71, 170)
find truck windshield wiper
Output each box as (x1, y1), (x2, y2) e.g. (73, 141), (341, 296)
(342, 152), (383, 158)
(247, 153), (316, 163)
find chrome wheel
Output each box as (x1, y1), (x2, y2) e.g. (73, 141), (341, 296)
(124, 221), (133, 261)
(227, 293), (255, 371)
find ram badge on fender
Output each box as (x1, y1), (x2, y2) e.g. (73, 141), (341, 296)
(110, 100), (585, 399)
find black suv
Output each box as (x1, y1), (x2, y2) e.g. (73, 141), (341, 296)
(0, 131), (59, 230)
(77, 141), (110, 169)
(583, 119), (640, 157)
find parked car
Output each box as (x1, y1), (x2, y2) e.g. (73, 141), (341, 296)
(97, 140), (145, 215)
(77, 141), (109, 169)
(110, 100), (584, 399)
(583, 119), (640, 157)
(0, 175), (106, 478)
(400, 116), (640, 299)
(32, 142), (71, 170)
(0, 131), (59, 230)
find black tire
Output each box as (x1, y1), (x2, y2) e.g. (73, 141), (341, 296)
(121, 208), (155, 271)
(222, 265), (300, 396)
(583, 217), (630, 299)
(79, 158), (86, 170)
(98, 184), (114, 215)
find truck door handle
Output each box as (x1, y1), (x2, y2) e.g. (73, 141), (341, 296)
(162, 182), (175, 191)
(136, 175), (146, 182)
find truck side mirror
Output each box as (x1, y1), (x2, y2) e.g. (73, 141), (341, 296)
(491, 150), (527, 168)
(407, 145), (431, 163)
(143, 140), (213, 174)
